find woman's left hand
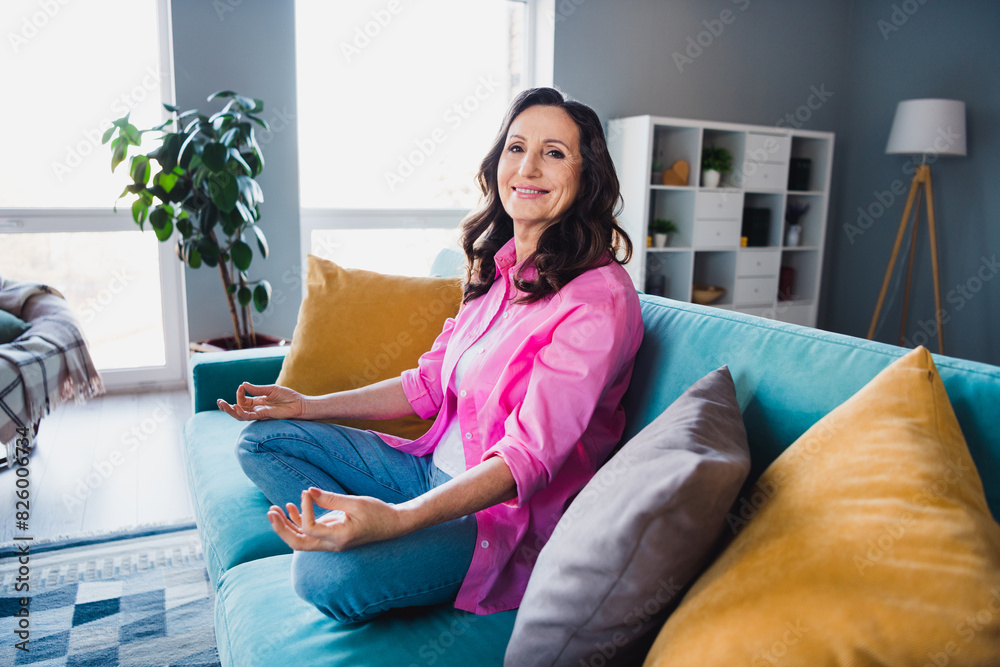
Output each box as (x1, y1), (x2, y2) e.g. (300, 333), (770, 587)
(267, 488), (407, 552)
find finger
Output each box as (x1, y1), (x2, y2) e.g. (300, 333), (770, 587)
(217, 399), (247, 421)
(268, 508), (309, 548)
(285, 502), (302, 527)
(300, 489), (316, 529)
(236, 383), (249, 406)
(307, 487), (345, 511)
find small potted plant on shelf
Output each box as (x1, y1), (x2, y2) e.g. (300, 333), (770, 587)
(701, 146), (733, 188)
(784, 201), (810, 247)
(651, 157), (664, 185)
(104, 90), (276, 351)
(650, 218), (679, 248)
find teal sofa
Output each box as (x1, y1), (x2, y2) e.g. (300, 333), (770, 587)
(183, 296), (1000, 666)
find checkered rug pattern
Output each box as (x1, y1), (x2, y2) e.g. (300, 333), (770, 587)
(0, 529), (218, 666)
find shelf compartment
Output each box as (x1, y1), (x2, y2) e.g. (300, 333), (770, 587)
(693, 251), (737, 306)
(652, 125), (700, 186)
(645, 251), (693, 301)
(789, 136), (832, 192)
(784, 193), (826, 247)
(741, 193), (784, 247)
(779, 249), (820, 301)
(649, 189), (696, 247)
(701, 130), (745, 188)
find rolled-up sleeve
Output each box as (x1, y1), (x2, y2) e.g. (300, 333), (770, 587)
(481, 288), (640, 508)
(401, 316), (456, 419)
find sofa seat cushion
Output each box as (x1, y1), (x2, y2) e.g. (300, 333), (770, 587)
(183, 410), (290, 587)
(215, 555), (516, 667)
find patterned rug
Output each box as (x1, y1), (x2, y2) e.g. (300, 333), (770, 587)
(0, 527), (218, 666)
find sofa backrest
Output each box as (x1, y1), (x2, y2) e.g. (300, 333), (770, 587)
(621, 295), (1000, 520)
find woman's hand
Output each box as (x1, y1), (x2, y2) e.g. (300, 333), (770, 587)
(267, 488), (408, 552)
(217, 382), (306, 421)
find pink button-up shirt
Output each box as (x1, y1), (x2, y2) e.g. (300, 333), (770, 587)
(377, 239), (643, 614)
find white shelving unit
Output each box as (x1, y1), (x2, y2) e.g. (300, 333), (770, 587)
(608, 115), (834, 327)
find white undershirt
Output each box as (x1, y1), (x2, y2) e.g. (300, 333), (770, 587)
(432, 317), (501, 478)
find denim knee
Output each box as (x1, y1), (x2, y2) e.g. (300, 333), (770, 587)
(235, 420), (279, 464)
(292, 551), (373, 624)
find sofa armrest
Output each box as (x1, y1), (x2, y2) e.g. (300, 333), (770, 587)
(189, 346), (291, 413)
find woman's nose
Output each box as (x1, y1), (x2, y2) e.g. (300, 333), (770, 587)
(517, 151), (542, 177)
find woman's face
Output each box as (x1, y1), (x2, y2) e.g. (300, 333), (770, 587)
(497, 105), (582, 235)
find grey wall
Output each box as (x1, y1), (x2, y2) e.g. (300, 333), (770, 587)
(170, 0), (301, 343)
(552, 0), (999, 366)
(826, 0), (1000, 366)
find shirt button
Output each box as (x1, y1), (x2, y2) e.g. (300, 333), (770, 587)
(460, 389), (467, 397)
(465, 432), (472, 440)
(481, 540), (489, 549)
(503, 312), (509, 319)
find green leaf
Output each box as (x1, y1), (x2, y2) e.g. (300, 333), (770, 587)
(219, 127), (239, 147)
(236, 285), (252, 307)
(163, 103), (179, 113)
(157, 170), (179, 193)
(198, 237), (220, 266)
(177, 129), (203, 167)
(131, 198), (148, 226)
(111, 139), (128, 172)
(153, 217), (173, 242)
(209, 173), (239, 212)
(102, 125), (116, 145)
(251, 225), (268, 258)
(233, 200), (254, 226)
(202, 142), (227, 172)
(123, 124), (141, 146)
(177, 108), (200, 121)
(230, 149), (253, 176)
(187, 243), (202, 269)
(253, 281), (271, 312)
(207, 90), (237, 101)
(246, 113), (270, 131)
(177, 217), (193, 238)
(230, 240), (252, 271)
(130, 155), (150, 185)
(175, 239), (185, 262)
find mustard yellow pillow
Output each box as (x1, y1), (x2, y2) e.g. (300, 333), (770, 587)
(644, 347), (1000, 666)
(276, 255), (463, 441)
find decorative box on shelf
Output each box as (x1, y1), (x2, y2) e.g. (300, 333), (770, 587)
(608, 115), (834, 328)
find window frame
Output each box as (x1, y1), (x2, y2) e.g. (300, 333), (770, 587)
(0, 0), (187, 392)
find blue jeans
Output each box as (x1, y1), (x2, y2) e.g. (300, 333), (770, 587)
(235, 419), (476, 623)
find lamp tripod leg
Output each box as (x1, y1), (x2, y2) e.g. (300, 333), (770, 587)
(867, 171), (924, 340)
(898, 186), (924, 345)
(922, 166), (945, 354)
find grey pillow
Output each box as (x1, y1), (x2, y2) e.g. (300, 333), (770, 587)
(505, 366), (751, 667)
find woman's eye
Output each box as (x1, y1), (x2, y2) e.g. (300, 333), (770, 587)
(507, 144), (523, 153)
(547, 150), (565, 159)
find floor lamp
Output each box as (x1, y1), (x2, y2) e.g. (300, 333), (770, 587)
(867, 99), (967, 354)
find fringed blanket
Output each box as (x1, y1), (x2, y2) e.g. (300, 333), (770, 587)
(0, 278), (104, 463)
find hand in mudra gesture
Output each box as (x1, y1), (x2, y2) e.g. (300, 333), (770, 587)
(268, 488), (406, 552)
(217, 382), (306, 421)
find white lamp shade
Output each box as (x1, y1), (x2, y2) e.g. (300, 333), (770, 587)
(886, 99), (967, 156)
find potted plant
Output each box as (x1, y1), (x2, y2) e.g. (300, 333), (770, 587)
(701, 146), (733, 188)
(651, 157), (665, 185)
(650, 218), (679, 248)
(785, 201), (810, 247)
(104, 91), (274, 350)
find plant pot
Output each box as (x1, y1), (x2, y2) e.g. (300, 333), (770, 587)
(785, 223), (802, 247)
(701, 169), (721, 188)
(653, 233), (669, 248)
(189, 333), (290, 354)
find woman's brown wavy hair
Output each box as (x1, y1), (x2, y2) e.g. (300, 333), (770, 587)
(460, 87), (632, 304)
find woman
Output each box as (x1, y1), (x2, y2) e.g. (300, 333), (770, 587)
(219, 87), (644, 621)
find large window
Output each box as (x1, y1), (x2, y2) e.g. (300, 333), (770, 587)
(0, 0), (184, 389)
(295, 0), (528, 274)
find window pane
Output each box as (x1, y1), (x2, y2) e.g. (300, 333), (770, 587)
(0, 232), (167, 371)
(295, 0), (525, 209)
(312, 228), (462, 277)
(0, 0), (163, 207)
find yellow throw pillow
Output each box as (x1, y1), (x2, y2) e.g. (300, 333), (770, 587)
(276, 255), (463, 441)
(644, 347), (1000, 667)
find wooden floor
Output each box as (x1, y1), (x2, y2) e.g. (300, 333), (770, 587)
(0, 389), (193, 545)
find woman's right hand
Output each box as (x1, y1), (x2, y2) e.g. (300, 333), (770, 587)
(217, 382), (306, 421)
